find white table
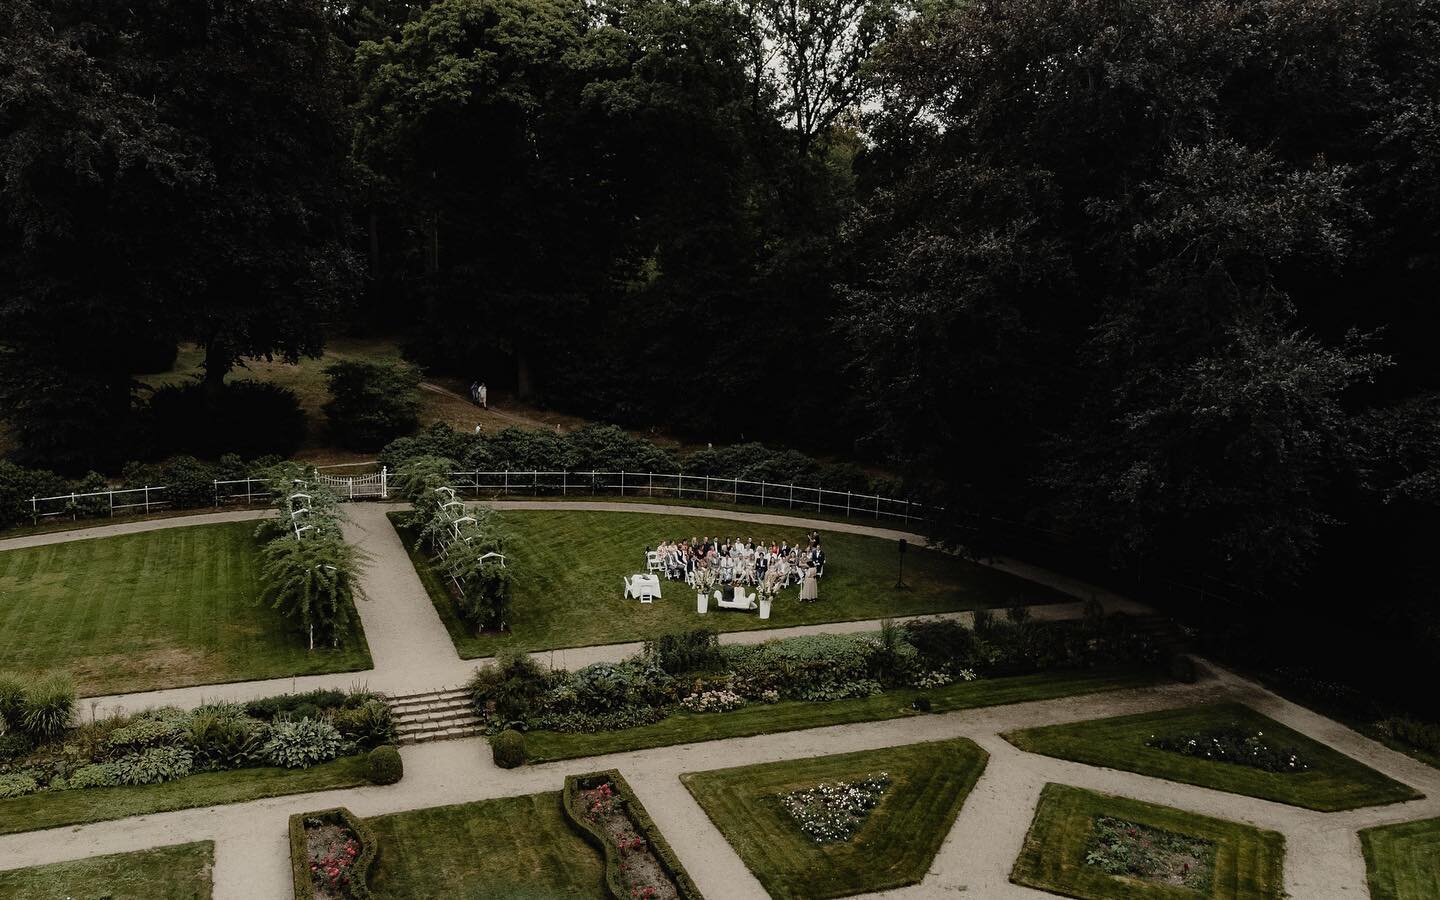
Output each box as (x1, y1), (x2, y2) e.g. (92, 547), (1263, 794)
(625, 573), (662, 602)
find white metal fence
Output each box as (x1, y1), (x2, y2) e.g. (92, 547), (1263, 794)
(28, 469), (925, 525)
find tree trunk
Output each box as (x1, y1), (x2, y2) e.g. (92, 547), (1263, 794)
(202, 339), (230, 407)
(516, 348), (534, 401)
(368, 209), (380, 276)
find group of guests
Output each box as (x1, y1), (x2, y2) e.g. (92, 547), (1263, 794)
(647, 532), (826, 601)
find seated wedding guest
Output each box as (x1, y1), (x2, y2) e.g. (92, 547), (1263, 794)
(756, 551), (770, 581)
(719, 555), (735, 583)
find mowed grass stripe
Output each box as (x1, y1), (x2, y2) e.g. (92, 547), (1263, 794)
(0, 522), (372, 696)
(682, 738), (988, 899)
(0, 841), (214, 900)
(1360, 816), (1440, 900)
(1011, 783), (1286, 900)
(0, 755), (370, 835)
(365, 792), (606, 899)
(1004, 702), (1421, 812)
(391, 509), (1068, 657)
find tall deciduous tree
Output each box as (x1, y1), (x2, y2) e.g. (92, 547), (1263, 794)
(0, 0), (359, 469)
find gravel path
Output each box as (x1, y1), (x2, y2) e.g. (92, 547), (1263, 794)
(1, 502), (1430, 899)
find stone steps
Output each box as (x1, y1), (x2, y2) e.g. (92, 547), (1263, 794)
(387, 687), (484, 745)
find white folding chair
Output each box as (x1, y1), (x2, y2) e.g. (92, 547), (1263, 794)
(646, 551), (663, 574)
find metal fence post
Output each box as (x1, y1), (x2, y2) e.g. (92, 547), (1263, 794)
(846, 491), (852, 517)
(533, 471), (538, 496)
(648, 472), (653, 497)
(875, 495), (881, 519)
(705, 475), (710, 501)
(562, 471), (568, 496)
(144, 485), (151, 514)
(788, 485), (793, 508)
(71, 492), (77, 521)
(31, 496), (38, 524)
(504, 470), (509, 496)
(620, 472), (625, 496)
(109, 490), (116, 518)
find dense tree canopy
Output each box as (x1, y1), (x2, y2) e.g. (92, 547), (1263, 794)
(1, 0), (1438, 700)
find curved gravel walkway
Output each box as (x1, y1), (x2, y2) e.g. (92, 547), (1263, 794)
(1, 502), (1431, 899)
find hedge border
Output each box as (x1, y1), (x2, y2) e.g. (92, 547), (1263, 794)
(288, 806), (379, 900)
(563, 769), (703, 900)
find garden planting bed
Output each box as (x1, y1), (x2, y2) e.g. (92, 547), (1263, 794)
(681, 738), (987, 899)
(475, 614), (1167, 765)
(289, 807), (376, 900)
(1011, 783), (1286, 900)
(0, 686), (396, 834)
(1004, 702), (1422, 811)
(564, 769), (701, 899)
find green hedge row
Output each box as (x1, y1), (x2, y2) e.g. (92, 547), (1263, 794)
(288, 806), (378, 900)
(562, 769), (703, 900)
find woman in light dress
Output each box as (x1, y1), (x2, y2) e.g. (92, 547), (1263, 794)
(799, 563), (819, 602)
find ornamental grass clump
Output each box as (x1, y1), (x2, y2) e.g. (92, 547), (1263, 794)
(1146, 725), (1311, 773)
(19, 672), (75, 743)
(778, 773), (891, 843)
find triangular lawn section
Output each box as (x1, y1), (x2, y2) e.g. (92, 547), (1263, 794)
(1004, 702), (1421, 812)
(681, 737), (988, 900)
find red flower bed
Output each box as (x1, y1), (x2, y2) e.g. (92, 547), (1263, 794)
(304, 817), (363, 899)
(578, 782), (680, 900)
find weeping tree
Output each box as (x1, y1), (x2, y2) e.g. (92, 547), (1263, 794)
(259, 533), (368, 650)
(440, 538), (514, 634)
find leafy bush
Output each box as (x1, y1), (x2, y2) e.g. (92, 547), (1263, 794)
(378, 423), (478, 471)
(20, 672), (75, 743)
(187, 711), (267, 771)
(467, 653), (550, 722)
(727, 634), (874, 700)
(0, 773), (40, 799)
(245, 689), (350, 722)
(1376, 716), (1440, 757)
(647, 629), (722, 675)
(367, 745), (403, 785)
(110, 746), (195, 785)
(146, 379), (306, 459)
(258, 531), (365, 649)
(103, 718), (184, 756)
(904, 618), (980, 670)
(333, 700), (397, 750)
(68, 762), (121, 789)
(453, 556), (513, 634)
(0, 733), (32, 762)
(0, 461), (68, 531)
(491, 729), (527, 768)
(323, 359), (422, 449)
(264, 718), (345, 769)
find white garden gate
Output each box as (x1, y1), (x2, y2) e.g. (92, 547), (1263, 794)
(319, 470), (389, 500)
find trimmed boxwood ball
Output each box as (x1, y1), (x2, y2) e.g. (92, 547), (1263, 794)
(368, 745), (404, 785)
(491, 729), (527, 769)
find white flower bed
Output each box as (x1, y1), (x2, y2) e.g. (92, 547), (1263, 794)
(778, 772), (891, 843)
(681, 689), (745, 713)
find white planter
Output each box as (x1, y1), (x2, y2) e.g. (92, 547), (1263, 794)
(696, 592), (708, 614)
(758, 598), (772, 620)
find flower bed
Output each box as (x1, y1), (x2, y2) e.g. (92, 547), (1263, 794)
(563, 770), (702, 900)
(1083, 815), (1215, 890)
(1145, 725), (1311, 773)
(777, 772), (890, 843)
(288, 807), (377, 900)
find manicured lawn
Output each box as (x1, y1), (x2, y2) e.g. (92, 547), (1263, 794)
(1004, 702), (1422, 812)
(1360, 816), (1440, 900)
(0, 841), (213, 900)
(390, 509), (1067, 657)
(0, 521), (372, 695)
(1011, 783), (1285, 899)
(527, 667), (1164, 763)
(365, 792), (605, 899)
(681, 738), (988, 899)
(0, 755), (370, 836)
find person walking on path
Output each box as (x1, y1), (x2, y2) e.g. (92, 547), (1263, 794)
(478, 382), (488, 409)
